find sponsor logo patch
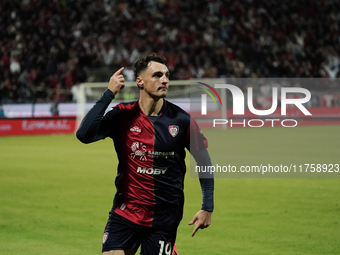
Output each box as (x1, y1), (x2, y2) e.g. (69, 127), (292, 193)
(130, 142), (147, 161)
(137, 167), (168, 175)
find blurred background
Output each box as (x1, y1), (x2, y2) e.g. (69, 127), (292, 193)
(1, 0), (340, 106)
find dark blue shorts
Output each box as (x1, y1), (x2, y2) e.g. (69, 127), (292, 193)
(102, 211), (177, 255)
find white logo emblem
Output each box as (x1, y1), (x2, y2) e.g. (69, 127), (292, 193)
(130, 142), (147, 161)
(130, 126), (141, 133)
(137, 167), (168, 175)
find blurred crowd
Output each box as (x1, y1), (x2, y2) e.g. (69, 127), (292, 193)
(1, 0), (340, 104)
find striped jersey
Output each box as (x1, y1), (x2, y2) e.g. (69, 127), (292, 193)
(77, 89), (208, 229)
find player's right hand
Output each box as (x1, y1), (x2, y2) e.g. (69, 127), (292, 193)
(109, 67), (125, 95)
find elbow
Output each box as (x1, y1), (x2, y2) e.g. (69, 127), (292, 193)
(76, 129), (90, 144)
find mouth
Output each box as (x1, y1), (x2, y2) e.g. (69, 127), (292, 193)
(158, 86), (168, 91)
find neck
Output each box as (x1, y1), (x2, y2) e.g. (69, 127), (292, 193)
(139, 96), (164, 116)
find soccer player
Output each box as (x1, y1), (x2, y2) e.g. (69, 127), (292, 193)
(76, 53), (214, 255)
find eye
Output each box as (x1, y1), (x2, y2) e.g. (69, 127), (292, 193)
(153, 72), (163, 78)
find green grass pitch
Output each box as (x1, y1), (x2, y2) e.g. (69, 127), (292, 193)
(0, 125), (339, 254)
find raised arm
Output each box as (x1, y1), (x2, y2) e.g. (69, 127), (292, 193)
(76, 67), (125, 143)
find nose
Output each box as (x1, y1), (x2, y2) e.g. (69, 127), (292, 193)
(160, 74), (169, 84)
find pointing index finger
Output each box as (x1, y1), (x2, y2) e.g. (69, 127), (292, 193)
(114, 67), (124, 76)
(191, 223), (199, 237)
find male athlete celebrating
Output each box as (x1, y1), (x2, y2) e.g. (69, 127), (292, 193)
(76, 53), (214, 255)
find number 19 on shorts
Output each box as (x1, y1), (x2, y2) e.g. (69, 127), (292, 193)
(159, 240), (172, 255)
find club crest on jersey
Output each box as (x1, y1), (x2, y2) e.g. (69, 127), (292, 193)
(169, 125), (179, 137)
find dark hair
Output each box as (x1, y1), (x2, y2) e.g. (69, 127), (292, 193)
(133, 53), (167, 79)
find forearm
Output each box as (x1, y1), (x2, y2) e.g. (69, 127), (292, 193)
(76, 89), (115, 143)
(194, 149), (214, 212)
(199, 177), (214, 212)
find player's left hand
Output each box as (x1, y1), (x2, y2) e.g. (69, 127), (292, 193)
(188, 210), (212, 237)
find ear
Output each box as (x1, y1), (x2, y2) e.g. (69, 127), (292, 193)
(136, 77), (144, 89)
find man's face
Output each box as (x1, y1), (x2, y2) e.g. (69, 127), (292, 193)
(138, 61), (170, 99)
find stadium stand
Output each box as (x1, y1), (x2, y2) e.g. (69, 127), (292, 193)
(1, 0), (340, 104)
